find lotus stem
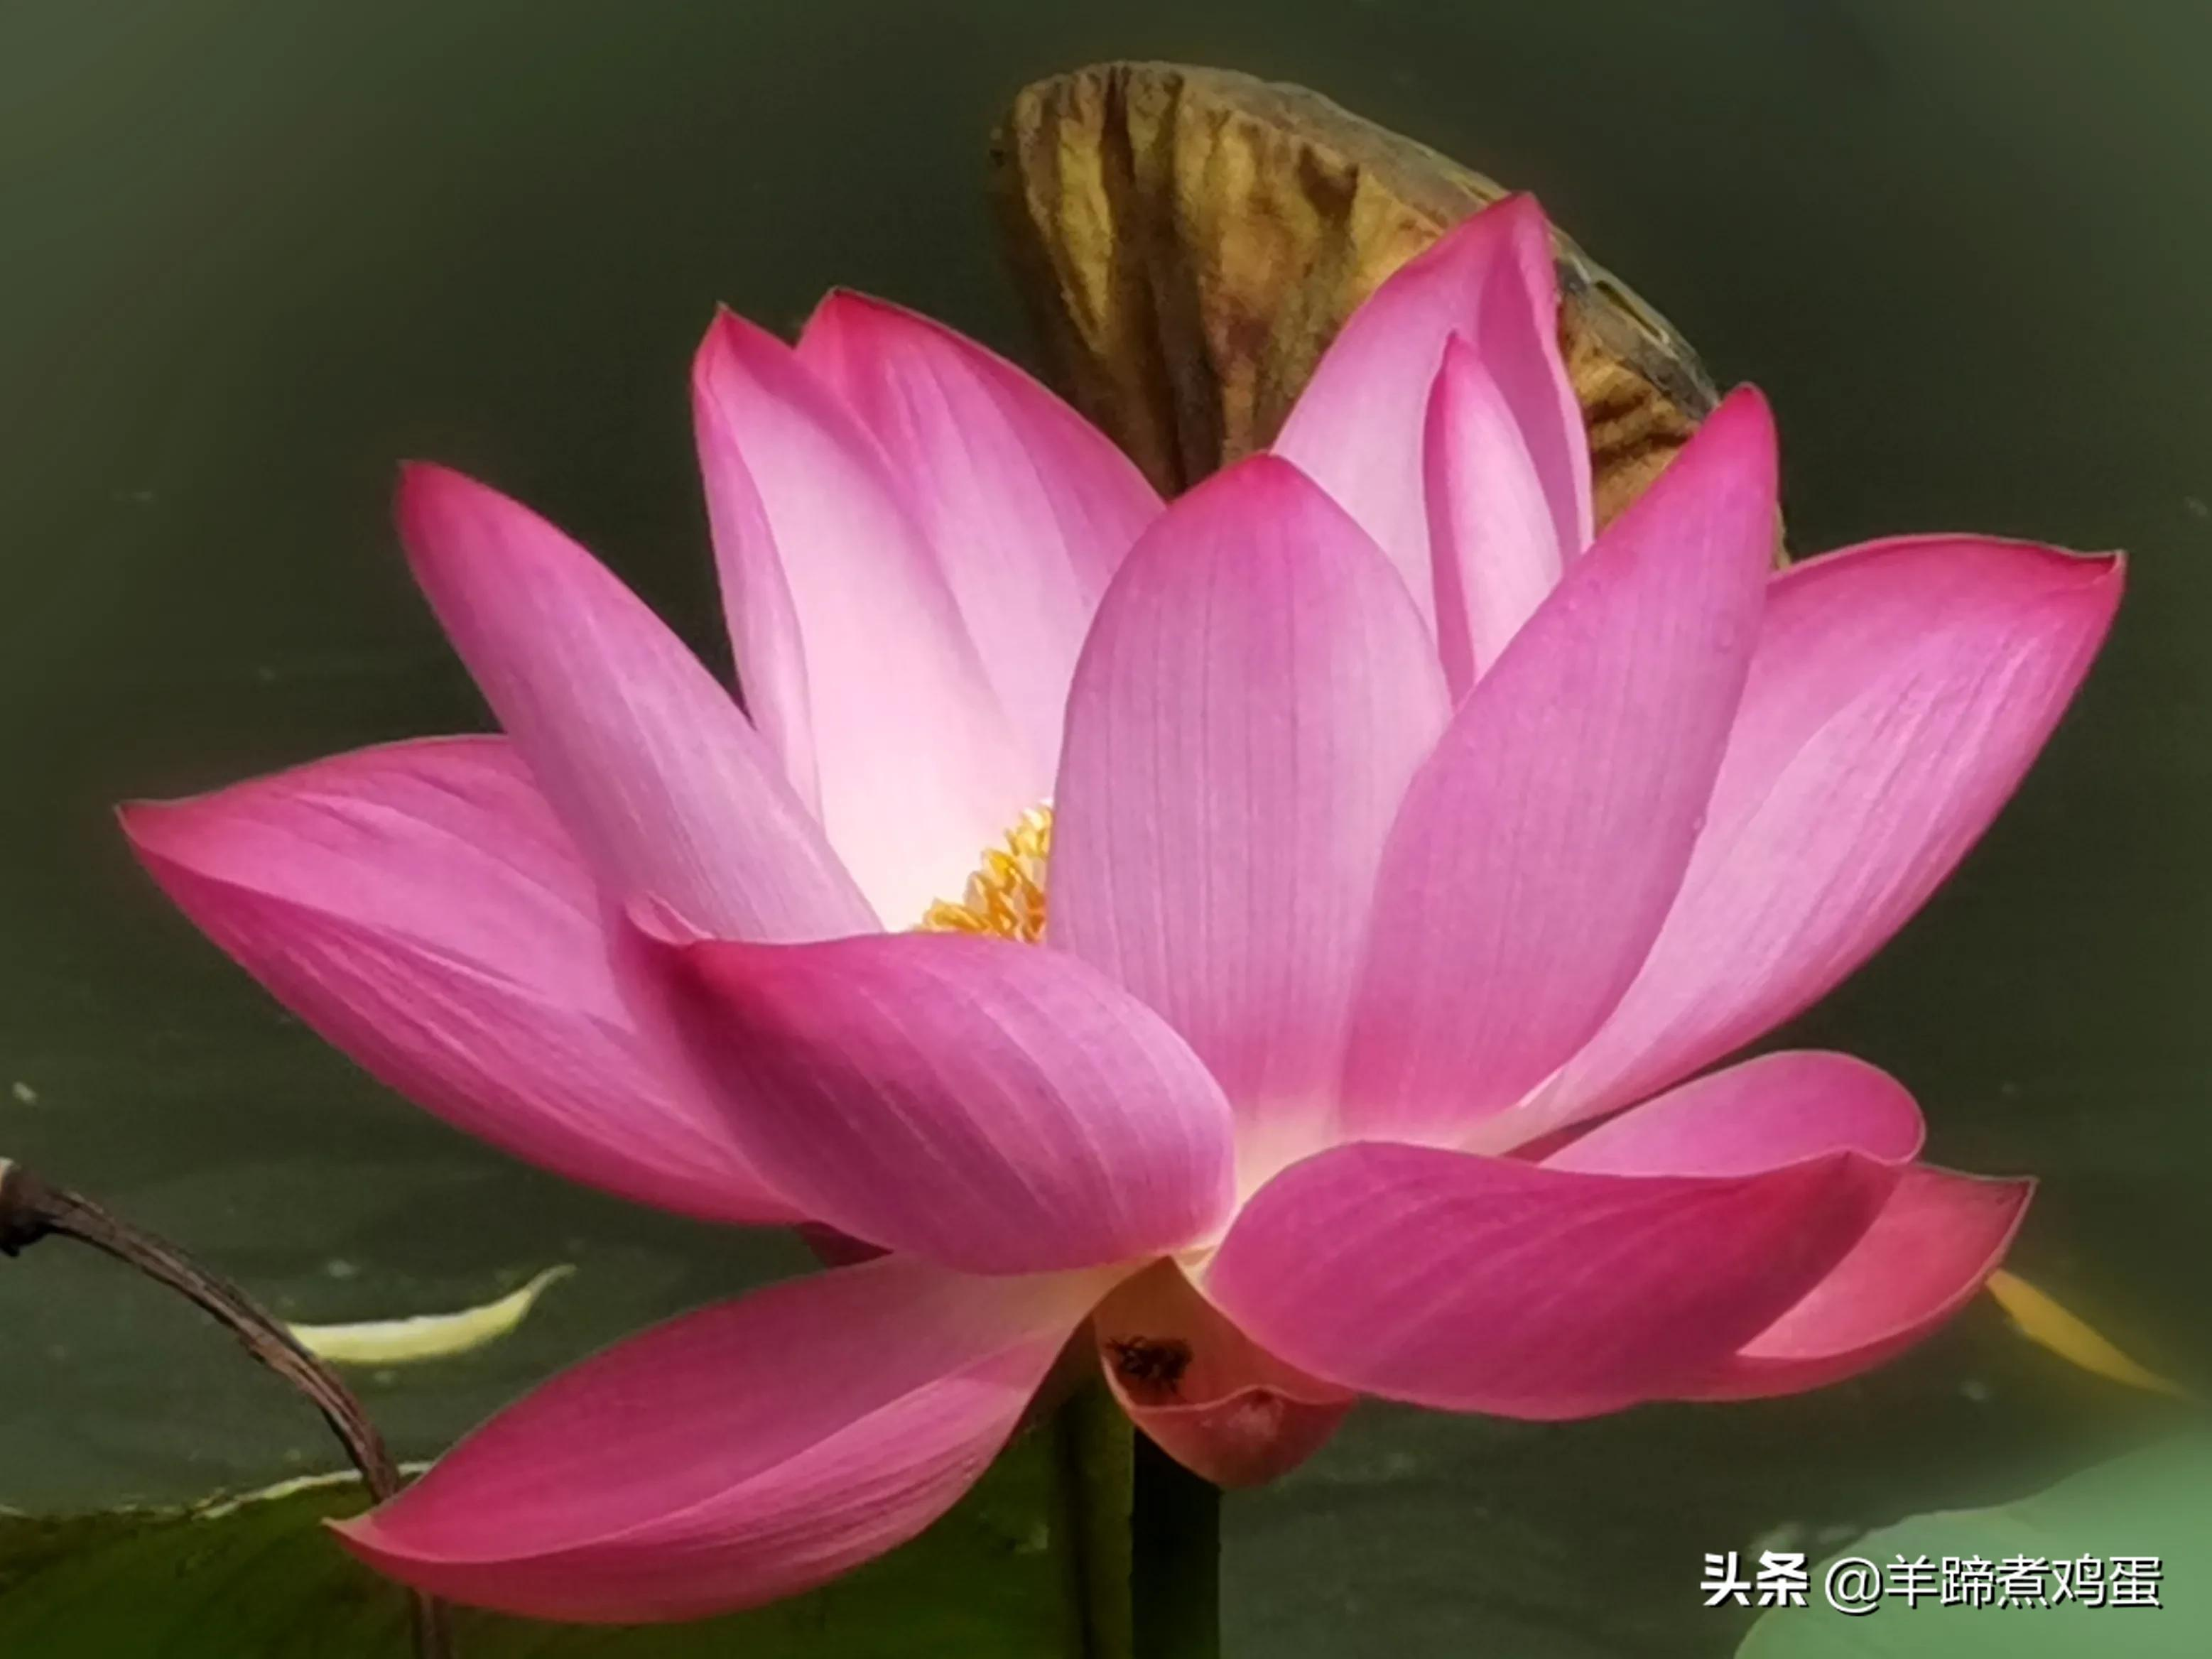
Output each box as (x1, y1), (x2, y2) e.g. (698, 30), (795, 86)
(1048, 1379), (1137, 1658)
(1131, 1429), (1222, 1659)
(0, 1156), (451, 1659)
(1045, 1378), (1220, 1658)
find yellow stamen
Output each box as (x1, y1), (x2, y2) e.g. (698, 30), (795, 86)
(917, 806), (1053, 943)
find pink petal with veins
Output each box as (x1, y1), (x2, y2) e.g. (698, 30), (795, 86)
(336, 1256), (1107, 1622)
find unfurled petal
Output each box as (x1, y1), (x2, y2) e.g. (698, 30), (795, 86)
(1093, 1258), (1353, 1489)
(335, 1256), (1105, 1622)
(641, 930), (1237, 1274)
(1682, 1168), (2032, 1400)
(121, 739), (796, 1224)
(1529, 535), (2124, 1128)
(685, 342), (818, 817)
(1338, 391), (1777, 1142)
(1204, 1140), (1894, 1417)
(1541, 1051), (1924, 1175)
(1051, 457), (1448, 1173)
(692, 312), (1036, 926)
(798, 292), (1162, 773)
(396, 464), (873, 940)
(1274, 195), (1590, 620)
(1425, 334), (1571, 696)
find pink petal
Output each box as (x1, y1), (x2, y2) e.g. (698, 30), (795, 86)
(1093, 1258), (1353, 1489)
(1527, 535), (2124, 1128)
(684, 344), (819, 819)
(1050, 456), (1448, 1176)
(1274, 195), (1590, 621)
(396, 464), (873, 940)
(798, 292), (1162, 773)
(1543, 1051), (1924, 1175)
(121, 739), (796, 1224)
(335, 1256), (1105, 1622)
(1337, 391), (1778, 1142)
(640, 929), (1236, 1274)
(1425, 333), (1573, 696)
(692, 312), (1038, 927)
(1683, 1167), (2032, 1400)
(1203, 1141), (1895, 1417)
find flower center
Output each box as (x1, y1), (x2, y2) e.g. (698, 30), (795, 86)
(916, 805), (1052, 943)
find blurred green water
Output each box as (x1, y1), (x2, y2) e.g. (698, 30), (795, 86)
(1, 1), (2208, 1653)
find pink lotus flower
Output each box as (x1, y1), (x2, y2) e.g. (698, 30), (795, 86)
(122, 197), (2120, 1624)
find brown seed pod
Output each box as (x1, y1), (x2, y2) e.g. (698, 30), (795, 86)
(990, 60), (1721, 531)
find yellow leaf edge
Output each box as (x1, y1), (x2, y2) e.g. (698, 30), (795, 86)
(288, 1265), (575, 1367)
(1986, 1269), (2194, 1402)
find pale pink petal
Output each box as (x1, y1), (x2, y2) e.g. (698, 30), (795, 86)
(1203, 1141), (1895, 1417)
(798, 292), (1162, 773)
(396, 464), (873, 940)
(1050, 456), (1448, 1174)
(1542, 1051), (1924, 1175)
(335, 1256), (1105, 1623)
(1093, 1259), (1353, 1489)
(1683, 1167), (2032, 1399)
(692, 312), (1036, 927)
(1425, 333), (1572, 696)
(1337, 391), (1778, 1142)
(1525, 1050), (2015, 1397)
(1274, 195), (1590, 619)
(1525, 535), (2124, 1130)
(685, 361), (819, 816)
(640, 929), (1236, 1274)
(121, 739), (796, 1224)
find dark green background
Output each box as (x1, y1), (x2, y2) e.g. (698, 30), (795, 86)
(2, 1), (2206, 1653)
